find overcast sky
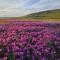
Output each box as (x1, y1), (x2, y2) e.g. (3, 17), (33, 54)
(0, 0), (60, 17)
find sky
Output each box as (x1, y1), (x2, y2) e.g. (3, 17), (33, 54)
(0, 0), (60, 17)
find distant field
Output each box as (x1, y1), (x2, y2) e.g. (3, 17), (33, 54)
(0, 19), (60, 24)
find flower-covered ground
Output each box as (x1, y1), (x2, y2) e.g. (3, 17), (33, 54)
(0, 21), (60, 60)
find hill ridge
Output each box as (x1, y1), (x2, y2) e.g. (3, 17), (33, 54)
(21, 9), (60, 19)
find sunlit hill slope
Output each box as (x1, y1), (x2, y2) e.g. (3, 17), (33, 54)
(21, 9), (60, 19)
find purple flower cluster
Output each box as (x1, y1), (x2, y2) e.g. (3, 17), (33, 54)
(0, 22), (60, 60)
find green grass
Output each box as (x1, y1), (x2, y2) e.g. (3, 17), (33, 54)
(21, 9), (60, 19)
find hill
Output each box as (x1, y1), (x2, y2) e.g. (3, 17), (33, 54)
(21, 9), (60, 19)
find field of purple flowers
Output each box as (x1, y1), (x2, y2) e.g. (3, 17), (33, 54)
(0, 21), (60, 60)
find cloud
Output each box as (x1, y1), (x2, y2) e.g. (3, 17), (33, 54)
(24, 0), (40, 7)
(0, 0), (27, 9)
(0, 0), (60, 17)
(0, 8), (37, 17)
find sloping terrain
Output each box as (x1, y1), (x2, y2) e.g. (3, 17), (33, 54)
(21, 9), (60, 19)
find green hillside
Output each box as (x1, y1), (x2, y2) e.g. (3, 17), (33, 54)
(21, 9), (60, 19)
